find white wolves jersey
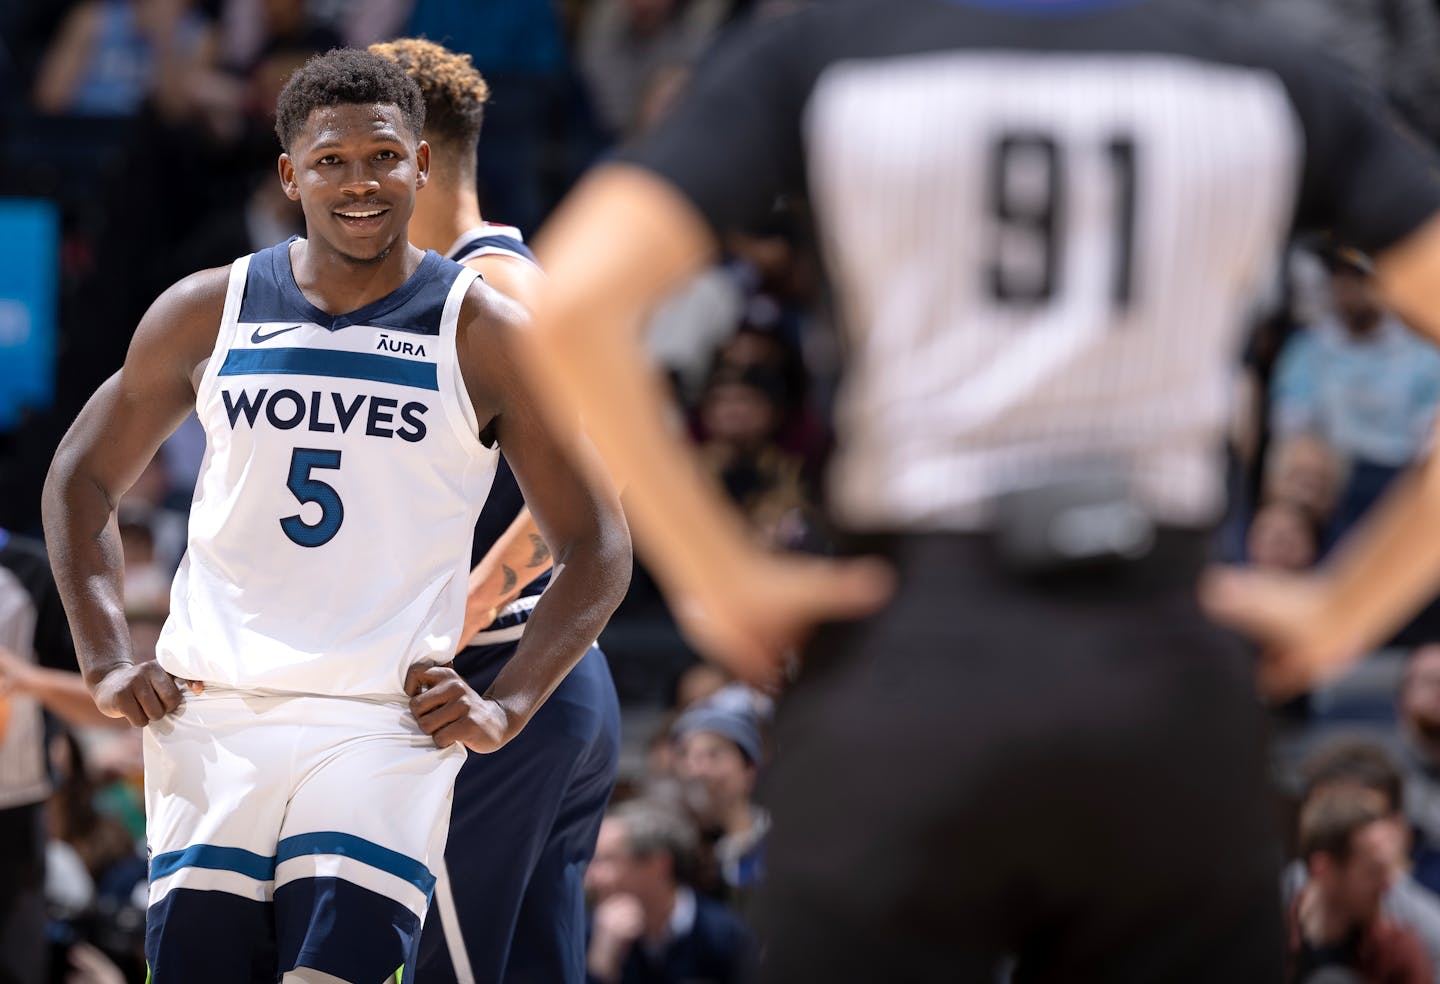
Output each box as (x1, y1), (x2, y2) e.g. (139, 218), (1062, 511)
(629, 0), (1440, 531)
(157, 239), (498, 697)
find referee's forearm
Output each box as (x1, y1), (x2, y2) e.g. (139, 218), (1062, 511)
(1316, 453), (1440, 655)
(24, 665), (120, 728)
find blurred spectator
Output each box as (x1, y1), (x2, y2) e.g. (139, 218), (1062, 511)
(639, 670), (739, 804)
(0, 529), (80, 984)
(115, 454), (190, 566)
(1399, 646), (1440, 890)
(62, 0), (338, 405)
(710, 324), (816, 438)
(695, 356), (817, 550)
(219, 0), (399, 70)
(1248, 500), (1322, 571)
(1264, 435), (1346, 531)
(645, 721), (682, 791)
(584, 798), (755, 984)
(1269, 249), (1440, 542)
(578, 0), (723, 139)
(32, 0), (209, 118)
(673, 663), (731, 713)
(1289, 787), (1432, 983)
(115, 508), (174, 618)
(1290, 738), (1440, 973)
(47, 730), (147, 982)
(179, 0), (341, 142)
(672, 698), (768, 903)
(645, 267), (747, 407)
(403, 0), (600, 233)
(167, 168), (303, 281)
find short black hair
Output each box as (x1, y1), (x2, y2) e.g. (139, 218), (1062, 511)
(274, 48), (426, 152)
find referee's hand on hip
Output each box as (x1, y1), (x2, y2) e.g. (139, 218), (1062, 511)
(670, 551), (895, 691)
(1200, 566), (1357, 700)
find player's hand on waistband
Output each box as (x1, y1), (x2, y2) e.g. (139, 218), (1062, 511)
(1199, 566), (1359, 700)
(406, 663), (511, 754)
(90, 660), (185, 726)
(672, 550), (895, 691)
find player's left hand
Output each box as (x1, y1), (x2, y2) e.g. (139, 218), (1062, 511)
(1199, 565), (1361, 700)
(405, 664), (512, 754)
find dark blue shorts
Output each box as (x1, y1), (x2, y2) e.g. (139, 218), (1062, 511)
(416, 640), (620, 984)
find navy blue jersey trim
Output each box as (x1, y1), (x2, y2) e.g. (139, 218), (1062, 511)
(218, 348), (439, 391)
(276, 831), (436, 896)
(451, 234), (538, 265)
(150, 844), (276, 881)
(238, 238), (458, 334)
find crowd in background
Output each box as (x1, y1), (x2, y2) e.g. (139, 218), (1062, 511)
(4, 0), (1440, 981)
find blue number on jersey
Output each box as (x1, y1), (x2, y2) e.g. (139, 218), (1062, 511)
(281, 448), (344, 547)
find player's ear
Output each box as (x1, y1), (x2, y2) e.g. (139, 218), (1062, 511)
(415, 140), (430, 190)
(278, 154), (300, 201)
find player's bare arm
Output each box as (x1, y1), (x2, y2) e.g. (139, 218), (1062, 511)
(455, 251), (552, 641)
(1205, 211), (1440, 695)
(458, 506), (553, 646)
(529, 165), (891, 685)
(467, 253), (542, 313)
(42, 267), (228, 726)
(408, 279), (630, 752)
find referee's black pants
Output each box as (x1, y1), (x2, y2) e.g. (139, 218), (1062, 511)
(755, 532), (1284, 984)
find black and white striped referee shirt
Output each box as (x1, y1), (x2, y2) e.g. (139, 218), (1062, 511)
(629, 0), (1440, 531)
(0, 530), (79, 810)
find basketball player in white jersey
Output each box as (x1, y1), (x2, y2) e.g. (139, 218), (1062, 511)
(373, 38), (623, 984)
(42, 48), (630, 984)
(520, 0), (1440, 980)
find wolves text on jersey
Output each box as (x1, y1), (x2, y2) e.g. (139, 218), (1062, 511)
(221, 388), (428, 442)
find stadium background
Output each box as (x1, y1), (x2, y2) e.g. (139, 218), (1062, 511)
(4, 0), (1440, 980)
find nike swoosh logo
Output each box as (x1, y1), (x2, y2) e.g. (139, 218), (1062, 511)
(251, 324), (303, 344)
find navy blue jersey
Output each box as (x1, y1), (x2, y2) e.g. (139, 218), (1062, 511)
(446, 225), (552, 610)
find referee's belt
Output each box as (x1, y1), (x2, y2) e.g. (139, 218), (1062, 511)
(466, 594), (541, 648)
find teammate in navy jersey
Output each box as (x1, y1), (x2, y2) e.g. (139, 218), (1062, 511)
(43, 49), (629, 983)
(520, 0), (1440, 980)
(373, 38), (623, 984)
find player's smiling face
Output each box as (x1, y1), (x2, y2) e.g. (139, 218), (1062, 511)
(279, 102), (430, 265)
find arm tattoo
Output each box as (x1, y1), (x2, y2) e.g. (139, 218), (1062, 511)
(501, 565), (518, 594)
(527, 533), (551, 569)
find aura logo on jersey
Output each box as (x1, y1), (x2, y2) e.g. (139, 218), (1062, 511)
(376, 334), (427, 357)
(221, 388), (428, 442)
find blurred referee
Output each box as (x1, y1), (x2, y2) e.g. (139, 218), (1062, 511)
(527, 0), (1440, 979)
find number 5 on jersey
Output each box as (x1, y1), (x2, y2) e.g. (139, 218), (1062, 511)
(282, 448), (344, 547)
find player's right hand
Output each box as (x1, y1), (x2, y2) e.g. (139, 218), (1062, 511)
(90, 661), (185, 726)
(405, 663), (513, 754)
